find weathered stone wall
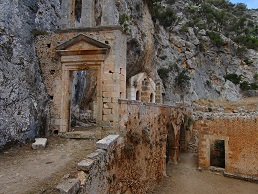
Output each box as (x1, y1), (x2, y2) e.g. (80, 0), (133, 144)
(77, 101), (189, 194)
(195, 115), (258, 178)
(35, 27), (126, 133)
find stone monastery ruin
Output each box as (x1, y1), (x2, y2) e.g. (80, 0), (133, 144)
(1, 0), (258, 193)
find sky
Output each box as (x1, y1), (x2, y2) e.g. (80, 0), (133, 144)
(229, 0), (258, 9)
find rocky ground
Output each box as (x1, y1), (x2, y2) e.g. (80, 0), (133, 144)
(0, 136), (94, 194)
(149, 152), (258, 194)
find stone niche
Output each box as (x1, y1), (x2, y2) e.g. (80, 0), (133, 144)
(35, 27), (126, 135)
(126, 72), (161, 103)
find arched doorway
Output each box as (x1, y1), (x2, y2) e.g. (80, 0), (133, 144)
(166, 123), (176, 163)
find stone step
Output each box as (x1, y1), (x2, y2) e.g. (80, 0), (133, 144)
(71, 125), (97, 132)
(60, 130), (96, 140)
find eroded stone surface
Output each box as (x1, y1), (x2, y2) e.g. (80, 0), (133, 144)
(56, 179), (80, 194)
(77, 158), (95, 171)
(32, 138), (47, 149)
(96, 134), (119, 150)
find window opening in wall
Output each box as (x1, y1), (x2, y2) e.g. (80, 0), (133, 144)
(136, 90), (140, 100)
(70, 70), (97, 131)
(150, 93), (153, 103)
(210, 140), (225, 168)
(75, 0), (82, 22)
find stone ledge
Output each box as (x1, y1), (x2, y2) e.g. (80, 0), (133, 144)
(32, 138), (47, 149)
(224, 171), (258, 183)
(56, 179), (80, 194)
(86, 149), (106, 159)
(55, 25), (123, 33)
(96, 134), (119, 150)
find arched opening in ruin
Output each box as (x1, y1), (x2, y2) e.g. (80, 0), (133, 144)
(150, 93), (153, 103)
(166, 123), (176, 163)
(70, 70), (97, 130)
(136, 90), (140, 100)
(210, 139), (225, 168)
(179, 123), (187, 152)
(75, 0), (82, 22)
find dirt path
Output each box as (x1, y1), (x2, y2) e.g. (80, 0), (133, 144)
(149, 153), (258, 194)
(0, 136), (95, 194)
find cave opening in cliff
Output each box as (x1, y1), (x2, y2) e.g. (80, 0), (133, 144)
(210, 140), (225, 168)
(70, 70), (97, 131)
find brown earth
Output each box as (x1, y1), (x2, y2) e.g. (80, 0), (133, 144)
(149, 152), (258, 194)
(0, 136), (95, 194)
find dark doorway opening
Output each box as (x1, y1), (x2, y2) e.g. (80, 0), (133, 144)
(70, 70), (97, 131)
(136, 90), (140, 100)
(75, 0), (82, 22)
(210, 140), (225, 168)
(166, 124), (175, 164)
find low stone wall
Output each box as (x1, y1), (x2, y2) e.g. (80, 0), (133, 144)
(60, 100), (190, 194)
(195, 115), (258, 178)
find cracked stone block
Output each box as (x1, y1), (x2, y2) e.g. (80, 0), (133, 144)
(56, 179), (80, 194)
(32, 138), (47, 149)
(96, 134), (119, 150)
(77, 158), (95, 171)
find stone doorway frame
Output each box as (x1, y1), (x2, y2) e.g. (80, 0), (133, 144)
(56, 34), (110, 133)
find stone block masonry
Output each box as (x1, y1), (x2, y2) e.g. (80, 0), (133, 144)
(195, 115), (258, 178)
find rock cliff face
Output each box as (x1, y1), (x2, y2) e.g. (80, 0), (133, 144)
(0, 0), (60, 149)
(115, 0), (258, 103)
(0, 0), (258, 148)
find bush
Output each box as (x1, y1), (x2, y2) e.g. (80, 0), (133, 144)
(224, 73), (242, 84)
(175, 69), (191, 88)
(207, 31), (225, 47)
(254, 73), (258, 81)
(236, 46), (247, 57)
(240, 81), (251, 90)
(150, 2), (177, 28)
(250, 83), (258, 90)
(158, 67), (170, 85)
(119, 14), (131, 33)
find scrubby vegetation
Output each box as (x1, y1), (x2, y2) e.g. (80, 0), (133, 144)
(147, 0), (177, 27)
(147, 0), (258, 50)
(224, 73), (258, 91)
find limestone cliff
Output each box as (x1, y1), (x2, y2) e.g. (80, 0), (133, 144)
(115, 0), (258, 103)
(0, 0), (60, 149)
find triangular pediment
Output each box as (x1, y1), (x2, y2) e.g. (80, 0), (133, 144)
(56, 34), (110, 55)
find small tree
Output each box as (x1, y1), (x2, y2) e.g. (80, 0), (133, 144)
(174, 69), (191, 101)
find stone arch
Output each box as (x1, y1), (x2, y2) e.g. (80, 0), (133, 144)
(136, 90), (140, 100)
(166, 123), (176, 163)
(150, 93), (153, 103)
(126, 72), (156, 102)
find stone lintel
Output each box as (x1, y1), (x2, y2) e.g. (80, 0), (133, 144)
(55, 25), (123, 33)
(96, 134), (119, 150)
(56, 179), (80, 194)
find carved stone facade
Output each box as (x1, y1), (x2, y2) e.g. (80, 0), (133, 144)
(35, 27), (126, 134)
(126, 72), (160, 103)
